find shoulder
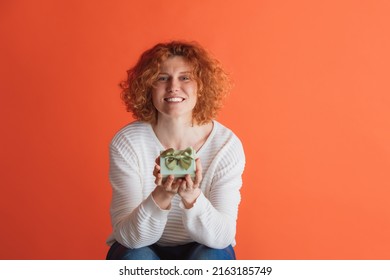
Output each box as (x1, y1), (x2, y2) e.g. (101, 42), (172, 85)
(212, 121), (244, 153)
(110, 121), (152, 148)
(202, 121), (245, 181)
(213, 121), (238, 138)
(204, 121), (245, 167)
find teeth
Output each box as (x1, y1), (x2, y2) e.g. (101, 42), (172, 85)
(165, 97), (184, 102)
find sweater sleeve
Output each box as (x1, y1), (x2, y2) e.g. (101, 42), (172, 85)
(109, 142), (169, 249)
(180, 137), (245, 249)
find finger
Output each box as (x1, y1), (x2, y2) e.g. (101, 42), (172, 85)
(184, 174), (193, 189)
(176, 178), (183, 187)
(163, 175), (175, 191)
(179, 178), (188, 192)
(153, 164), (161, 178)
(155, 156), (161, 165)
(153, 163), (162, 185)
(154, 172), (162, 186)
(170, 178), (181, 192)
(194, 158), (203, 186)
(195, 158), (203, 173)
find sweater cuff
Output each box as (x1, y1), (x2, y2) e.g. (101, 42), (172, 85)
(180, 192), (208, 218)
(143, 193), (170, 219)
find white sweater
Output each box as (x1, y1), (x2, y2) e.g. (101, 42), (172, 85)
(106, 120), (245, 249)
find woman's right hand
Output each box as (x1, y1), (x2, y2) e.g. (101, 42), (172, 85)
(153, 158), (179, 194)
(151, 156), (179, 209)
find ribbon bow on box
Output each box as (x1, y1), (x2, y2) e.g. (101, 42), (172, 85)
(160, 147), (195, 170)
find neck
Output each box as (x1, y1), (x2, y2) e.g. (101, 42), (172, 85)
(152, 116), (212, 151)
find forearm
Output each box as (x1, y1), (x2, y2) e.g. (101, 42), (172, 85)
(112, 194), (169, 249)
(151, 185), (176, 210)
(181, 193), (237, 249)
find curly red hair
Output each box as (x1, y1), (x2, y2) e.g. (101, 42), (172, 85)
(120, 41), (231, 125)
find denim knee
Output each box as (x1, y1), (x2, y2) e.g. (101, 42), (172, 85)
(106, 242), (160, 260)
(187, 244), (236, 260)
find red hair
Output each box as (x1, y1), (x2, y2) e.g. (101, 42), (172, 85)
(120, 41), (231, 124)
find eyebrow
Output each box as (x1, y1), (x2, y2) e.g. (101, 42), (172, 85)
(158, 71), (192, 75)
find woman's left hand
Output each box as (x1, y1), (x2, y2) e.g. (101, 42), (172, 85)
(178, 158), (203, 208)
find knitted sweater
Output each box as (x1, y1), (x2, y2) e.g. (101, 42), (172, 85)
(106, 120), (245, 249)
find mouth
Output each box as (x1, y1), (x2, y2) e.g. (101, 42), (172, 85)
(164, 97), (185, 103)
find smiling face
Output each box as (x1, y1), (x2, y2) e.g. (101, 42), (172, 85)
(152, 56), (198, 123)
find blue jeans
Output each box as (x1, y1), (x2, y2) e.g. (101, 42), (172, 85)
(106, 241), (236, 260)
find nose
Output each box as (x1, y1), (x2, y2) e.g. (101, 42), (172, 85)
(167, 78), (180, 93)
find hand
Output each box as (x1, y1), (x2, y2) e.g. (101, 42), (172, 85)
(177, 158), (203, 209)
(152, 156), (180, 210)
(153, 161), (179, 195)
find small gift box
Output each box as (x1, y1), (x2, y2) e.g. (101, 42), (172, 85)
(160, 147), (196, 179)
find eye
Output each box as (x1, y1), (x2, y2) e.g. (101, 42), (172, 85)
(179, 75), (191, 81)
(157, 75), (169, 82)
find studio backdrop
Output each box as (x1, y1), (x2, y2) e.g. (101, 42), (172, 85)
(1, 0), (389, 259)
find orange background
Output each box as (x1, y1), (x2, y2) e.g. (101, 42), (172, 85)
(1, 0), (389, 259)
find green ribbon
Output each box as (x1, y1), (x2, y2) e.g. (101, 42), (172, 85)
(161, 147), (195, 170)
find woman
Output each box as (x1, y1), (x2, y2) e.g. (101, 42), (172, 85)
(106, 41), (245, 260)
